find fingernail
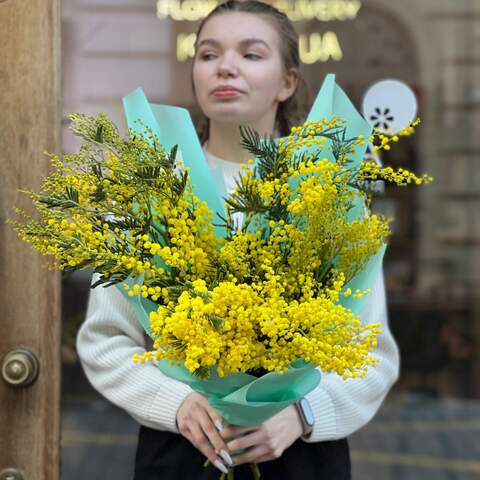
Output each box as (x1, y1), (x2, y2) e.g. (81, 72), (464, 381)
(214, 459), (228, 474)
(215, 419), (224, 431)
(219, 448), (233, 466)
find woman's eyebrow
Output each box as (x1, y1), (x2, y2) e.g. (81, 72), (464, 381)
(240, 38), (271, 50)
(196, 37), (271, 50)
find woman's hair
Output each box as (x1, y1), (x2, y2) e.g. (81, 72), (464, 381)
(191, 0), (310, 144)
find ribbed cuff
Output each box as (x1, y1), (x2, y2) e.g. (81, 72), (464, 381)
(300, 387), (337, 443)
(147, 377), (194, 433)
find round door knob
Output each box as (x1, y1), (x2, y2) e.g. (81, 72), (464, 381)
(1, 348), (39, 387)
(0, 468), (24, 480)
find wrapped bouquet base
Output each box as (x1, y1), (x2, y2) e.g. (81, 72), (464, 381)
(157, 358), (320, 426)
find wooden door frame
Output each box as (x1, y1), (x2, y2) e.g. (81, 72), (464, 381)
(0, 0), (61, 479)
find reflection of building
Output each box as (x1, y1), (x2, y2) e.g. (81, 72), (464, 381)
(62, 0), (480, 398)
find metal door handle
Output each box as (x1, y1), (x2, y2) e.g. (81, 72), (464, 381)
(1, 348), (39, 387)
(0, 468), (24, 480)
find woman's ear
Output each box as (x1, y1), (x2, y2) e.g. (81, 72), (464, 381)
(277, 68), (299, 103)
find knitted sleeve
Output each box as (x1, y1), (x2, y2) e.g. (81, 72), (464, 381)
(76, 274), (193, 433)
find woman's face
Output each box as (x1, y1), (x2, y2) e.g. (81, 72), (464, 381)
(192, 12), (296, 132)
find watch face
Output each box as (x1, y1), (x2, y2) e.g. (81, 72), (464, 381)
(300, 398), (315, 426)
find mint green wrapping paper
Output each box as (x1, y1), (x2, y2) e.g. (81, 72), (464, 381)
(115, 73), (386, 426)
(157, 359), (320, 426)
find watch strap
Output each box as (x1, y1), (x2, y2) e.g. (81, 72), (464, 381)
(295, 398), (314, 436)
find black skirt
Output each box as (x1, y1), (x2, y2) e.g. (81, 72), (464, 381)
(133, 425), (351, 480)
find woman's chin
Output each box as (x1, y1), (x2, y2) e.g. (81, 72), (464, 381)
(207, 107), (249, 124)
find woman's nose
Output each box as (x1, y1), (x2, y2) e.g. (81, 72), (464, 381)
(217, 54), (238, 77)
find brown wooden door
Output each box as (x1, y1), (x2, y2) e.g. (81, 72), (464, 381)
(0, 0), (61, 479)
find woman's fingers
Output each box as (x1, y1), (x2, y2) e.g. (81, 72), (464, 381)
(226, 428), (263, 454)
(201, 410), (234, 467)
(189, 423), (229, 474)
(176, 393), (230, 474)
(230, 445), (270, 466)
(227, 425), (287, 465)
(189, 423), (215, 461)
(219, 424), (258, 442)
(205, 402), (227, 433)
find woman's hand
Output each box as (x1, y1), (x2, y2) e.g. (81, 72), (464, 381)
(176, 392), (233, 474)
(219, 405), (304, 465)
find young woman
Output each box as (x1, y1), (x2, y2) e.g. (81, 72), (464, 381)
(76, 1), (400, 479)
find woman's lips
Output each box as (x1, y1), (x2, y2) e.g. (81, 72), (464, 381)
(212, 89), (241, 98)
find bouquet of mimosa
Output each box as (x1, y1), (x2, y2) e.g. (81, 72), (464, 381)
(9, 74), (431, 479)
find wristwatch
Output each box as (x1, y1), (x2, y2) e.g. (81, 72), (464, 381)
(294, 397), (315, 436)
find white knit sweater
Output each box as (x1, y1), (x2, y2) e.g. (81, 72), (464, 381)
(76, 145), (400, 443)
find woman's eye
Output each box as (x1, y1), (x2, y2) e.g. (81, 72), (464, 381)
(244, 53), (261, 60)
(200, 53), (216, 60)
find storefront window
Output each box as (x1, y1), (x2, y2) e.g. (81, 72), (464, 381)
(60, 1), (480, 478)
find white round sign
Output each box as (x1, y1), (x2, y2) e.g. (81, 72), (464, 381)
(362, 79), (418, 134)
